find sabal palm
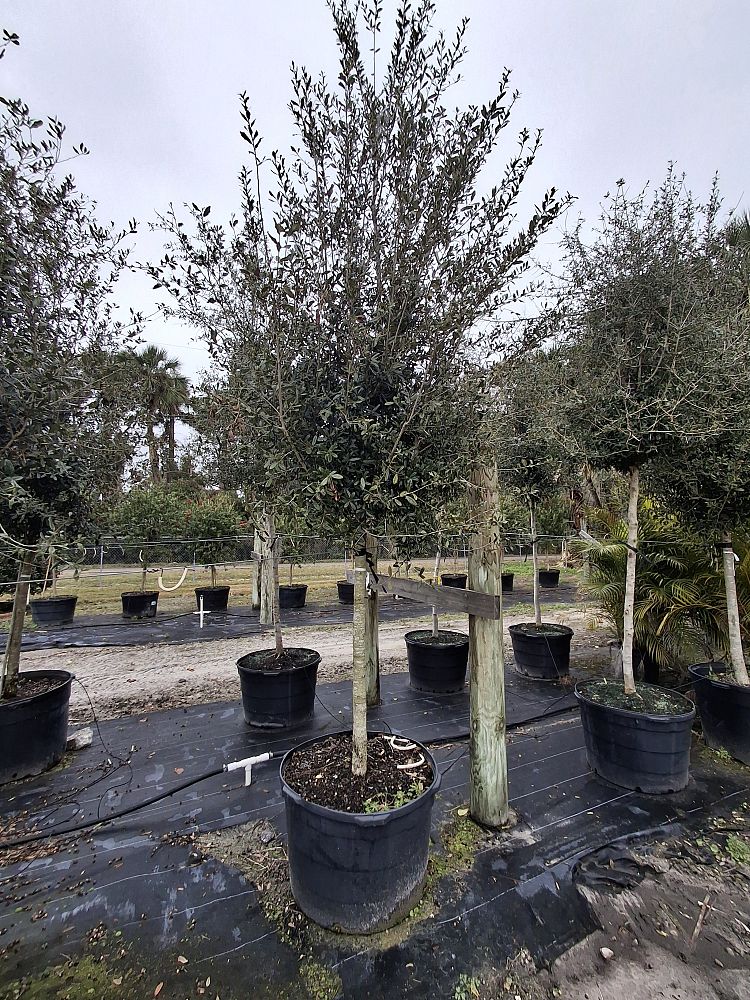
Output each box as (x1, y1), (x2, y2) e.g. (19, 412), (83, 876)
(578, 506), (733, 670)
(132, 346), (191, 481)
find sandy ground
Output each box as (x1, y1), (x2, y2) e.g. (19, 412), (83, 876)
(20, 606), (612, 724)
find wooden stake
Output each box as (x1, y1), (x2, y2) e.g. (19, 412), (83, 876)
(364, 531), (380, 707)
(468, 461), (509, 827)
(259, 513), (274, 626)
(251, 528), (261, 609)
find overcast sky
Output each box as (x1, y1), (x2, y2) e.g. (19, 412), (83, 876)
(4, 0), (749, 382)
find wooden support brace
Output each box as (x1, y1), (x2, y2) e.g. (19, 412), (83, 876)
(371, 574), (501, 619)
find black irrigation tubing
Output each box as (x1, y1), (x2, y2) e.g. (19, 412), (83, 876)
(0, 700), (579, 852)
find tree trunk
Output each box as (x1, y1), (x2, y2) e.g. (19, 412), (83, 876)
(530, 501), (542, 627)
(721, 530), (749, 685)
(259, 515), (274, 626)
(468, 461), (509, 827)
(1, 553), (34, 699)
(251, 529), (261, 609)
(146, 424), (161, 483)
(364, 531), (380, 708)
(580, 514), (590, 582)
(432, 538), (442, 638)
(621, 465), (639, 696)
(352, 548), (369, 777)
(166, 415), (176, 480)
(270, 520), (283, 656)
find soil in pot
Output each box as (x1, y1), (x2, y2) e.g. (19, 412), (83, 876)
(501, 572), (514, 593)
(538, 569), (560, 588)
(336, 580), (354, 604)
(509, 622), (573, 680)
(405, 629), (469, 694)
(689, 662), (750, 765)
(441, 572), (467, 589)
(576, 678), (695, 794)
(121, 591), (159, 619)
(281, 731), (441, 934)
(29, 595), (77, 627)
(194, 585), (230, 613)
(237, 647), (320, 728)
(0, 669), (73, 784)
(279, 584), (308, 609)
(283, 732), (433, 812)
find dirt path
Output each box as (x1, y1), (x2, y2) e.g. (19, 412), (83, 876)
(21, 607), (613, 724)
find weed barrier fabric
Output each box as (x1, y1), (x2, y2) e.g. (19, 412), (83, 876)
(1, 674), (747, 999)
(2, 584), (582, 651)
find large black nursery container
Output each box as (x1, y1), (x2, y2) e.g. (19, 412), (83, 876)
(689, 662), (750, 765)
(336, 580), (354, 605)
(121, 591), (159, 619)
(501, 572), (514, 593)
(281, 731), (441, 934)
(0, 670), (73, 784)
(440, 572), (467, 589)
(404, 629), (469, 694)
(279, 584), (308, 609)
(194, 585), (230, 613)
(576, 680), (695, 794)
(237, 648), (320, 729)
(29, 595), (77, 627)
(538, 569), (560, 588)
(509, 623), (573, 680)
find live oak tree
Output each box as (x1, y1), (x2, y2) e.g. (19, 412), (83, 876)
(559, 168), (750, 695)
(150, 0), (568, 779)
(0, 38), (137, 697)
(649, 220), (750, 685)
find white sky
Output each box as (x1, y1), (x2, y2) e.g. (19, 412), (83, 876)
(4, 0), (749, 382)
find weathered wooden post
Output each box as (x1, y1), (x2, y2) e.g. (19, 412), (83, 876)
(468, 460), (509, 827)
(251, 528), (262, 610)
(259, 512), (274, 626)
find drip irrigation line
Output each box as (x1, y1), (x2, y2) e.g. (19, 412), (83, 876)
(0, 699), (578, 852)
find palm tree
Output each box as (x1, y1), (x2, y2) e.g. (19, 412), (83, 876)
(131, 346), (191, 482)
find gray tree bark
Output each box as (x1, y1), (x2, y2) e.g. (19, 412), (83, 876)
(722, 530), (749, 685)
(1, 553), (34, 699)
(621, 465), (639, 696)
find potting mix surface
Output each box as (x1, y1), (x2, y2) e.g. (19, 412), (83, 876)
(1, 669), (748, 999)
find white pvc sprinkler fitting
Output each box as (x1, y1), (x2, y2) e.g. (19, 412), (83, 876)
(224, 753), (272, 786)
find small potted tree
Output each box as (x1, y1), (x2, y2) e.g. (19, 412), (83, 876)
(0, 50), (136, 782)
(28, 550), (78, 627)
(560, 169), (747, 792)
(498, 353), (574, 680)
(189, 492), (240, 613)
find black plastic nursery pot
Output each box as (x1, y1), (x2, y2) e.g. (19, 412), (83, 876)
(0, 670), (73, 784)
(404, 629), (469, 694)
(509, 622), (573, 680)
(538, 569), (560, 589)
(29, 595), (77, 627)
(440, 572), (467, 589)
(280, 731), (441, 934)
(689, 662), (750, 765)
(501, 572), (514, 593)
(279, 584), (308, 609)
(0, 599), (14, 614)
(236, 647), (320, 729)
(194, 585), (230, 613)
(121, 591), (159, 619)
(575, 680), (695, 794)
(337, 580), (354, 605)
